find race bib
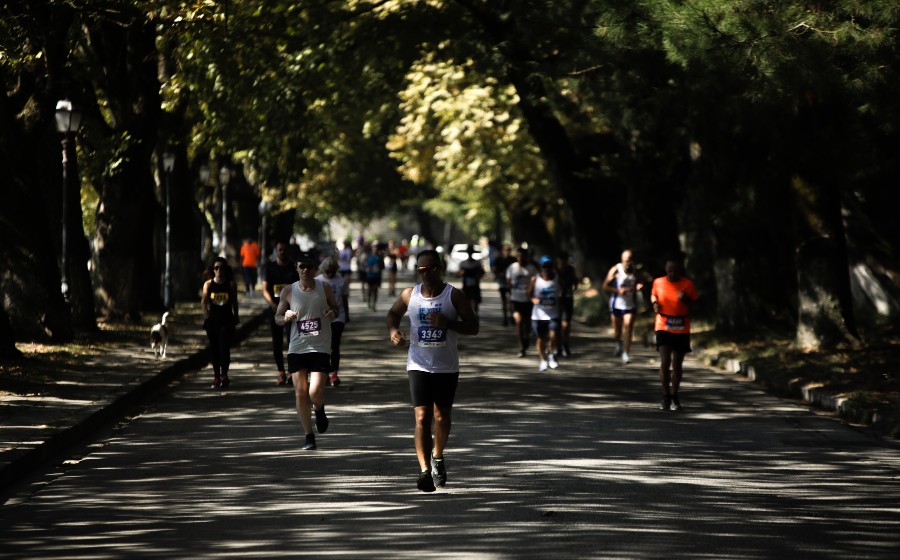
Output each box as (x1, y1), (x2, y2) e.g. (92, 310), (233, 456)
(539, 287), (556, 307)
(417, 326), (447, 347)
(665, 315), (685, 330)
(296, 317), (321, 337)
(210, 292), (229, 305)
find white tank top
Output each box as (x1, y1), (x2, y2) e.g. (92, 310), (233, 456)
(531, 275), (560, 320)
(610, 263), (638, 311)
(288, 280), (332, 355)
(407, 283), (460, 373)
(316, 274), (348, 323)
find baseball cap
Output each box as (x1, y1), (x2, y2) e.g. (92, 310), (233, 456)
(539, 255), (553, 266)
(297, 251), (316, 265)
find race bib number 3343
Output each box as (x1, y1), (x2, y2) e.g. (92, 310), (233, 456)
(417, 326), (447, 347)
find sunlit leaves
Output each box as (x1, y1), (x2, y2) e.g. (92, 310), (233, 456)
(389, 53), (551, 237)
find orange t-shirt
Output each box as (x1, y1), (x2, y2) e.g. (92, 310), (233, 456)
(240, 242), (261, 267)
(652, 276), (698, 333)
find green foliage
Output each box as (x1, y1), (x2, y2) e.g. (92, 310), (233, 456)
(388, 52), (553, 238)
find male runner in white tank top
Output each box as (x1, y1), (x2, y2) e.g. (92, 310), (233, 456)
(387, 249), (479, 492)
(276, 251), (339, 451)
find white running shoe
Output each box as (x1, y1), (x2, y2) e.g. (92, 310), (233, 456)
(538, 360), (549, 372)
(548, 354), (559, 369)
(621, 352), (630, 365)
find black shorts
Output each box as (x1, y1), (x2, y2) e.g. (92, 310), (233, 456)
(512, 300), (533, 316)
(560, 296), (574, 322)
(462, 285), (481, 303)
(408, 370), (459, 408)
(287, 352), (332, 373)
(655, 331), (692, 354)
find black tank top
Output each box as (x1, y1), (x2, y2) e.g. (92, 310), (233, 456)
(207, 280), (235, 323)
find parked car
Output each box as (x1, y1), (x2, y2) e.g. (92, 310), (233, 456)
(446, 243), (486, 274)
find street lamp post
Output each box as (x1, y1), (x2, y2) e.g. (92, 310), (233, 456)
(258, 199), (271, 266)
(162, 152), (176, 309)
(54, 100), (82, 302)
(199, 165), (211, 261)
(219, 166), (231, 258)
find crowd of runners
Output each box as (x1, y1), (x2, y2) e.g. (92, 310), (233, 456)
(199, 237), (698, 491)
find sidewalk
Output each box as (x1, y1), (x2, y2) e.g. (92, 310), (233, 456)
(0, 294), (269, 494)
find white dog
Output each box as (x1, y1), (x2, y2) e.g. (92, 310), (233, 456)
(150, 312), (170, 358)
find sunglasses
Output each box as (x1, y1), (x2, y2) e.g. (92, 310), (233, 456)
(213, 265), (224, 270)
(416, 265), (437, 272)
(297, 263), (315, 270)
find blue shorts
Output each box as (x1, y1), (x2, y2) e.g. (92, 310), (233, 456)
(611, 308), (636, 317)
(532, 318), (560, 338)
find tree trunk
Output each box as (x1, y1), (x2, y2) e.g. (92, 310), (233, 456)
(0, 90), (74, 342)
(792, 176), (860, 348)
(85, 17), (163, 321)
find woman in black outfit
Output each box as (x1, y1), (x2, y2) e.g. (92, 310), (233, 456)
(201, 257), (240, 388)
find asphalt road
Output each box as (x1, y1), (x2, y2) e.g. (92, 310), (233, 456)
(2, 283), (899, 559)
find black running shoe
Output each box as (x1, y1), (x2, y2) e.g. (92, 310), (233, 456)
(302, 433), (316, 451)
(220, 375), (230, 389)
(431, 455), (447, 488)
(315, 408), (329, 434)
(417, 469), (436, 492)
(659, 396), (671, 410)
(670, 395), (682, 411)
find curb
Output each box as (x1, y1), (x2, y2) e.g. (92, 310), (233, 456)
(695, 349), (883, 427)
(0, 310), (267, 494)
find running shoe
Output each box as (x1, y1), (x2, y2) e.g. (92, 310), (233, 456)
(548, 354), (559, 369)
(211, 376), (221, 389)
(330, 373), (341, 387)
(315, 408), (329, 433)
(538, 359), (549, 372)
(220, 375), (230, 389)
(621, 352), (630, 365)
(517, 349), (526, 358)
(659, 396), (671, 410)
(302, 433), (316, 451)
(417, 469), (436, 492)
(431, 455), (447, 488)
(277, 372), (288, 385)
(562, 344), (572, 358)
(614, 341), (623, 357)
(670, 395), (682, 411)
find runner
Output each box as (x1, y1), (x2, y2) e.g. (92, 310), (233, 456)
(650, 257), (699, 411)
(316, 257), (350, 387)
(555, 250), (579, 358)
(528, 256), (561, 371)
(491, 243), (517, 326)
(275, 251), (340, 450)
(457, 244), (485, 314)
(387, 249), (479, 492)
(262, 241), (299, 385)
(602, 249), (650, 364)
(506, 247), (536, 357)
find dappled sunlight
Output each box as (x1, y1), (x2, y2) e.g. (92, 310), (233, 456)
(2, 291), (899, 557)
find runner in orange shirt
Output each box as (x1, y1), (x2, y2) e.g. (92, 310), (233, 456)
(240, 237), (262, 296)
(650, 257), (698, 411)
